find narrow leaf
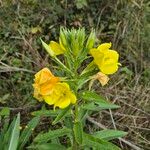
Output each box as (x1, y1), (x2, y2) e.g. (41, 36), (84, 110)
(34, 128), (71, 143)
(41, 39), (54, 57)
(81, 91), (120, 109)
(52, 106), (71, 125)
(3, 117), (16, 150)
(28, 143), (66, 150)
(84, 133), (121, 150)
(73, 122), (83, 144)
(8, 113), (20, 150)
(93, 129), (127, 141)
(82, 102), (119, 110)
(31, 109), (59, 117)
(18, 116), (40, 150)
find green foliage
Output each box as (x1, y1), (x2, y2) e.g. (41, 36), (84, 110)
(0, 113), (20, 150)
(81, 91), (120, 109)
(32, 109), (59, 117)
(83, 133), (121, 150)
(73, 122), (83, 145)
(52, 106), (71, 125)
(41, 39), (55, 57)
(93, 130), (127, 141)
(33, 128), (71, 143)
(0, 107), (10, 116)
(28, 143), (66, 150)
(18, 116), (40, 150)
(8, 113), (20, 150)
(0, 114), (40, 150)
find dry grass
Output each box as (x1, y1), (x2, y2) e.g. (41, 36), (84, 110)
(88, 72), (150, 149)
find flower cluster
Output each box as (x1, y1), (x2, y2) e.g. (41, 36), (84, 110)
(33, 68), (76, 109)
(33, 28), (120, 109)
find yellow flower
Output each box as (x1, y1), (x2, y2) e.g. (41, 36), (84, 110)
(49, 40), (65, 56)
(90, 43), (120, 74)
(43, 82), (77, 109)
(33, 68), (60, 101)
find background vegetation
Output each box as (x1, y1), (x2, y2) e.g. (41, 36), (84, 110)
(0, 0), (149, 149)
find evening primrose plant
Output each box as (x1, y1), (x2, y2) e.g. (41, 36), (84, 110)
(32, 28), (127, 150)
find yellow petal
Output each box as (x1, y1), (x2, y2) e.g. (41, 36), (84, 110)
(33, 67), (60, 103)
(54, 97), (71, 109)
(98, 50), (119, 74)
(49, 41), (64, 55)
(89, 48), (97, 55)
(59, 38), (66, 51)
(43, 95), (57, 105)
(38, 68), (53, 84)
(69, 92), (77, 104)
(97, 43), (112, 52)
(90, 48), (104, 66)
(39, 82), (54, 95)
(106, 50), (119, 62)
(100, 63), (119, 74)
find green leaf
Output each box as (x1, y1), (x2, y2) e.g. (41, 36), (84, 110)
(41, 38), (54, 57)
(80, 61), (96, 76)
(0, 107), (10, 116)
(93, 130), (127, 141)
(84, 133), (121, 150)
(73, 122), (83, 144)
(34, 128), (71, 143)
(31, 109), (59, 117)
(2, 117), (16, 150)
(78, 108), (88, 121)
(81, 91), (120, 109)
(82, 102), (119, 110)
(86, 30), (95, 50)
(8, 113), (20, 150)
(0, 117), (10, 149)
(18, 116), (40, 150)
(28, 143), (66, 150)
(82, 102), (102, 111)
(52, 106), (71, 125)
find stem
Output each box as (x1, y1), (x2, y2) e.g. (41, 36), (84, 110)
(72, 103), (79, 150)
(54, 57), (74, 76)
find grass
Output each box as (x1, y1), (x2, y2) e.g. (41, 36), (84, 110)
(0, 0), (150, 149)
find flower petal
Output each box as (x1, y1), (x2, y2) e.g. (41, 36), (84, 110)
(49, 41), (64, 55)
(55, 97), (71, 109)
(90, 48), (104, 66)
(100, 63), (119, 74)
(69, 92), (77, 104)
(97, 43), (112, 52)
(43, 95), (57, 105)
